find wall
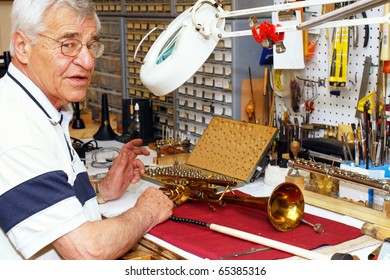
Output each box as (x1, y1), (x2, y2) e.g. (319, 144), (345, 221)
(0, 1), (12, 53)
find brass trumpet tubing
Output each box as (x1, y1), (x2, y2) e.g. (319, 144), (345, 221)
(149, 174), (238, 187)
(291, 158), (390, 192)
(158, 173), (305, 232)
(183, 183), (304, 232)
(161, 184), (220, 194)
(205, 193), (269, 211)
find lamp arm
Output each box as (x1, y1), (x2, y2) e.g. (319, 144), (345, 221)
(298, 0), (389, 30)
(192, 0), (388, 38)
(218, 0), (347, 19)
(213, 0), (389, 39)
(191, 0), (224, 39)
(220, 14), (390, 39)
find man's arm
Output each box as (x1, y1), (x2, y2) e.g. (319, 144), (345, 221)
(52, 186), (173, 259)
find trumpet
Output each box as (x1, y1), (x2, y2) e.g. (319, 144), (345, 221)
(207, 183), (305, 232)
(145, 168), (304, 232)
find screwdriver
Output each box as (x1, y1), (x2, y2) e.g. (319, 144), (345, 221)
(219, 247), (270, 259)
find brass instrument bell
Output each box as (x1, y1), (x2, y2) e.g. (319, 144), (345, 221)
(267, 182), (304, 232)
(208, 182), (305, 232)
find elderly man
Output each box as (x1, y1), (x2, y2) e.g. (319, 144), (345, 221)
(0, 0), (173, 260)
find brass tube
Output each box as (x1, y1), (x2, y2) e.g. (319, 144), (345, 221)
(148, 174), (237, 187)
(290, 159), (390, 192)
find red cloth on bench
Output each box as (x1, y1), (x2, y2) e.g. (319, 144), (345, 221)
(149, 191), (362, 260)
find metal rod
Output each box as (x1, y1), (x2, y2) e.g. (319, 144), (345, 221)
(219, 0), (346, 19)
(290, 159), (390, 192)
(301, 219), (325, 234)
(299, 0), (389, 30)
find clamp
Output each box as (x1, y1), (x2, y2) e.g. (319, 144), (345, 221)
(249, 17), (286, 53)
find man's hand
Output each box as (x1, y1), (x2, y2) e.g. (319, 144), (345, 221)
(100, 138), (150, 201)
(134, 186), (174, 230)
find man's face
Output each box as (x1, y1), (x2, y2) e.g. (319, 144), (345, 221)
(27, 6), (98, 109)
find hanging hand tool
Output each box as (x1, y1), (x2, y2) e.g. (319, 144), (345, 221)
(329, 26), (349, 88)
(380, 3), (390, 68)
(263, 67), (269, 125)
(338, 26), (349, 87)
(377, 3), (390, 165)
(245, 67), (256, 123)
(355, 56), (373, 119)
(329, 2), (350, 89)
(290, 76), (301, 113)
(361, 11), (370, 48)
(348, 0), (370, 48)
(349, 1), (359, 49)
(265, 66), (274, 126)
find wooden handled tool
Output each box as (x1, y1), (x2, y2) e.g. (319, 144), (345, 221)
(209, 223), (329, 260)
(245, 67), (256, 123)
(361, 222), (390, 241)
(381, 4), (390, 63)
(170, 215), (328, 260)
(170, 216), (357, 260)
(290, 140), (301, 159)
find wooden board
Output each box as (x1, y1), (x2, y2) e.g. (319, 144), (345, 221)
(186, 116), (277, 182)
(122, 237), (186, 260)
(302, 189), (390, 229)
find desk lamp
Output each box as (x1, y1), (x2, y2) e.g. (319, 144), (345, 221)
(136, 0), (389, 97)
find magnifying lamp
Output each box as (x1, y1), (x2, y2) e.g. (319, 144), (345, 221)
(136, 0), (390, 97)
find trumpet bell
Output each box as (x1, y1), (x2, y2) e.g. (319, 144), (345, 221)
(267, 182), (305, 232)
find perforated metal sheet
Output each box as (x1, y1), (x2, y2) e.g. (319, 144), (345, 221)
(186, 116), (277, 182)
(273, 3), (385, 134)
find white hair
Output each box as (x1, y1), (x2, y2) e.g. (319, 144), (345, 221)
(9, 0), (101, 56)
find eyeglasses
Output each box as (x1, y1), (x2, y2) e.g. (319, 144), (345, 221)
(39, 34), (104, 58)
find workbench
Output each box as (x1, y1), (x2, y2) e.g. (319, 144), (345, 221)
(85, 139), (383, 260)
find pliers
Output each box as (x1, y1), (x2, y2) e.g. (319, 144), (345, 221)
(361, 11), (369, 48)
(354, 11), (369, 48)
(348, 1), (369, 48)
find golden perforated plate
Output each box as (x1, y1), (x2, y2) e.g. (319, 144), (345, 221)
(186, 116), (277, 182)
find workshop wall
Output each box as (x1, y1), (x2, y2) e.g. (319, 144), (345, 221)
(90, 0), (272, 145)
(273, 1), (386, 138)
(0, 1), (12, 53)
(1, 1), (385, 144)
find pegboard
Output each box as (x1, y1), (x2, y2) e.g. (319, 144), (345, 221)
(272, 2), (388, 137)
(185, 116), (277, 182)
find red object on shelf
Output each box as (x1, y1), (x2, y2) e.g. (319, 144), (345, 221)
(251, 21), (285, 45)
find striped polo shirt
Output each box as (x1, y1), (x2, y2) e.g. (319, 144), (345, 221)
(0, 63), (101, 259)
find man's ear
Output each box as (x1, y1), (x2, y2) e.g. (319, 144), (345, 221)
(12, 30), (32, 64)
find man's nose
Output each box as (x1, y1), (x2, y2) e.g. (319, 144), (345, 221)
(75, 44), (95, 68)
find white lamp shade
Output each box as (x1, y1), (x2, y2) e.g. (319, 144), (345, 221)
(140, 4), (225, 96)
